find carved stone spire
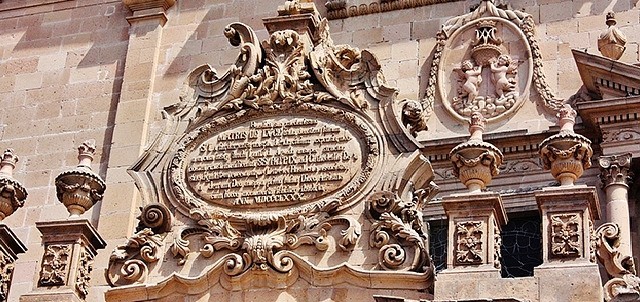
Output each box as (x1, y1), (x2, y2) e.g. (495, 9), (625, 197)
(55, 140), (106, 217)
(539, 106), (593, 186)
(598, 12), (627, 60)
(450, 112), (503, 192)
(0, 149), (27, 221)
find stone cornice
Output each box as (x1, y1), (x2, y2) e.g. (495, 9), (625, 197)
(325, 0), (461, 20)
(122, 0), (175, 25)
(572, 49), (640, 98)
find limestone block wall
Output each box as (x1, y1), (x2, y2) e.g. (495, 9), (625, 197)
(0, 0), (638, 301)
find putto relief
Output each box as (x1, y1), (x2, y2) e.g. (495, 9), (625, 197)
(443, 18), (531, 122)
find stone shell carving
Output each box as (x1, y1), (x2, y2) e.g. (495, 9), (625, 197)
(39, 244), (71, 286)
(455, 221), (484, 264)
(550, 213), (581, 257)
(414, 0), (564, 133)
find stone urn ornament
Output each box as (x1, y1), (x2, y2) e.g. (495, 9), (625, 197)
(598, 12), (627, 60)
(55, 140), (106, 217)
(450, 112), (504, 192)
(0, 149), (27, 221)
(539, 106), (593, 186)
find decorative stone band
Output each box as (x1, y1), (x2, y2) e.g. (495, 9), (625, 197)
(324, 0), (459, 20)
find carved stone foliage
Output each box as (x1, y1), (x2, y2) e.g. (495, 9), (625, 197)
(550, 214), (581, 258)
(39, 244), (71, 286)
(455, 221), (484, 265)
(595, 223), (640, 301)
(0, 251), (14, 301)
(368, 188), (436, 273)
(169, 200), (361, 275)
(75, 247), (93, 300)
(493, 220), (502, 269)
(414, 0), (563, 133)
(107, 228), (163, 287)
(325, 0), (458, 20)
(599, 153), (633, 188)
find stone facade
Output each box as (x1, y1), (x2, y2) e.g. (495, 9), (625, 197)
(0, 0), (640, 301)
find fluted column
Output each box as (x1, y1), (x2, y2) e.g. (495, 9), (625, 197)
(599, 153), (633, 258)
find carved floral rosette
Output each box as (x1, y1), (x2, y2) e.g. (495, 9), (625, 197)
(417, 0), (564, 131)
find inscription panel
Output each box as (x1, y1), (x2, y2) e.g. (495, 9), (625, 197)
(186, 117), (362, 208)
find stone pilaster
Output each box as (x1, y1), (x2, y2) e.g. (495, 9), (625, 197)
(599, 153), (633, 258)
(20, 220), (106, 302)
(0, 225), (26, 301)
(533, 186), (603, 302)
(98, 0), (175, 241)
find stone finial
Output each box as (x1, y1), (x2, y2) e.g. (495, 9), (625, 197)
(450, 114), (503, 192)
(539, 106), (593, 186)
(55, 140), (105, 217)
(278, 0), (316, 16)
(598, 12), (627, 60)
(0, 149), (27, 221)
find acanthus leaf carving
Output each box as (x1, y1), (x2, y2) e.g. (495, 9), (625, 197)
(106, 228), (163, 287)
(39, 244), (71, 286)
(0, 251), (14, 301)
(368, 189), (433, 273)
(75, 247), (93, 300)
(595, 223), (640, 301)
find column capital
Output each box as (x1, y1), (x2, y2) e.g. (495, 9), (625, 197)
(122, 0), (176, 26)
(599, 153), (633, 188)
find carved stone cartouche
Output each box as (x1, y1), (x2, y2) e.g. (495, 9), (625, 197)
(539, 106), (593, 186)
(598, 12), (627, 60)
(450, 112), (503, 192)
(55, 140), (106, 217)
(0, 149), (27, 221)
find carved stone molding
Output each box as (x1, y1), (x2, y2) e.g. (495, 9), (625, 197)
(122, 0), (175, 25)
(455, 221), (484, 265)
(599, 153), (633, 188)
(324, 0), (459, 20)
(550, 213), (581, 258)
(602, 128), (640, 143)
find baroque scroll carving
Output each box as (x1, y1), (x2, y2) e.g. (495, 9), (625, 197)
(595, 223), (640, 301)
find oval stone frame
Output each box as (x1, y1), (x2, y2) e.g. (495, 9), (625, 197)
(437, 17), (534, 123)
(166, 103), (381, 222)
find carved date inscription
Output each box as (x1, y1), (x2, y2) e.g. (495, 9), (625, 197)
(186, 117), (362, 208)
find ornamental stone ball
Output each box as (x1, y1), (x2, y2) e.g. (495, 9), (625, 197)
(55, 140), (106, 217)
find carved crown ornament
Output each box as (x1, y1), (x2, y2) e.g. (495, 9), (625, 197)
(108, 1), (437, 294)
(407, 0), (565, 136)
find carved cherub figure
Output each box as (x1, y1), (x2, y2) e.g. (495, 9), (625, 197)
(457, 60), (482, 101)
(490, 54), (517, 97)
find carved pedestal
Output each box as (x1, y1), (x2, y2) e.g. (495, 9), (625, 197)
(435, 192), (510, 300)
(534, 186), (603, 302)
(21, 220), (105, 302)
(0, 225), (26, 300)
